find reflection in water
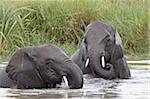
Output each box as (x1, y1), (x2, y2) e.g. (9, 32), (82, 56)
(0, 64), (150, 99)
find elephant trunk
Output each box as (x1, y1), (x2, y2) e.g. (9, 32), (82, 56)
(63, 60), (83, 89)
(89, 49), (115, 79)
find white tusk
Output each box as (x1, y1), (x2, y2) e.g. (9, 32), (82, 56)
(85, 58), (89, 67)
(101, 56), (105, 68)
(63, 76), (68, 86)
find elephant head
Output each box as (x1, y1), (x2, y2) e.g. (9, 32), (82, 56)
(71, 21), (131, 79)
(6, 44), (83, 89)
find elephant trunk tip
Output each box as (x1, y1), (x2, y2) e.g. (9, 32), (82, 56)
(64, 61), (83, 89)
(89, 53), (116, 79)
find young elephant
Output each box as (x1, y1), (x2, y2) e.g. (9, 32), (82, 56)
(0, 44), (83, 89)
(71, 21), (131, 79)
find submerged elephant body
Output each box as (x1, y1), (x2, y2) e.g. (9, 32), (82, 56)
(71, 21), (131, 79)
(0, 44), (83, 89)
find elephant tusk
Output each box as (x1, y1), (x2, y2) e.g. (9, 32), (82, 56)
(101, 56), (105, 68)
(63, 76), (68, 86)
(85, 58), (89, 67)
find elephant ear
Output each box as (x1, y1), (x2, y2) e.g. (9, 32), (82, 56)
(113, 27), (124, 56)
(110, 26), (124, 62)
(106, 24), (122, 47)
(6, 49), (45, 88)
(114, 29), (122, 47)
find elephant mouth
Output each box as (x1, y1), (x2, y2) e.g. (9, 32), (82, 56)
(34, 66), (69, 87)
(85, 55), (111, 70)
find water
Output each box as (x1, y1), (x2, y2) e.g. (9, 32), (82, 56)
(0, 62), (150, 99)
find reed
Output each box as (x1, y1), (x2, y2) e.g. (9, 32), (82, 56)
(0, 0), (149, 60)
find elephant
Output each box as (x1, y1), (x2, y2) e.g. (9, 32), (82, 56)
(0, 44), (83, 89)
(71, 21), (131, 79)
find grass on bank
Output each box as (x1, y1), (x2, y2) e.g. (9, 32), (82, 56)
(0, 0), (149, 61)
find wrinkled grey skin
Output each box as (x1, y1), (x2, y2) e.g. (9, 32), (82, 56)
(0, 44), (83, 89)
(71, 21), (131, 79)
(0, 68), (17, 88)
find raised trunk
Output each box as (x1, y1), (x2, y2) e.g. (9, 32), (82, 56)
(89, 51), (115, 79)
(62, 60), (83, 89)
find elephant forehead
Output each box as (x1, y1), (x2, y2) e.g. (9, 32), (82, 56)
(86, 21), (107, 30)
(85, 21), (111, 36)
(34, 48), (54, 59)
(85, 27), (110, 42)
(31, 45), (65, 60)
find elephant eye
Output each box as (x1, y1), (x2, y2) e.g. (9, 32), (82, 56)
(29, 54), (38, 62)
(107, 38), (111, 42)
(105, 37), (113, 50)
(45, 58), (54, 65)
(32, 54), (38, 58)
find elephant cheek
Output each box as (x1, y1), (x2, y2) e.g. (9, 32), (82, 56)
(41, 69), (62, 84)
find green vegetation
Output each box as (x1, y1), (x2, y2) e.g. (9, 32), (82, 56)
(0, 0), (149, 60)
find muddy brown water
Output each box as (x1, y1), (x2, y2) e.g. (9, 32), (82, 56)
(0, 63), (150, 99)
